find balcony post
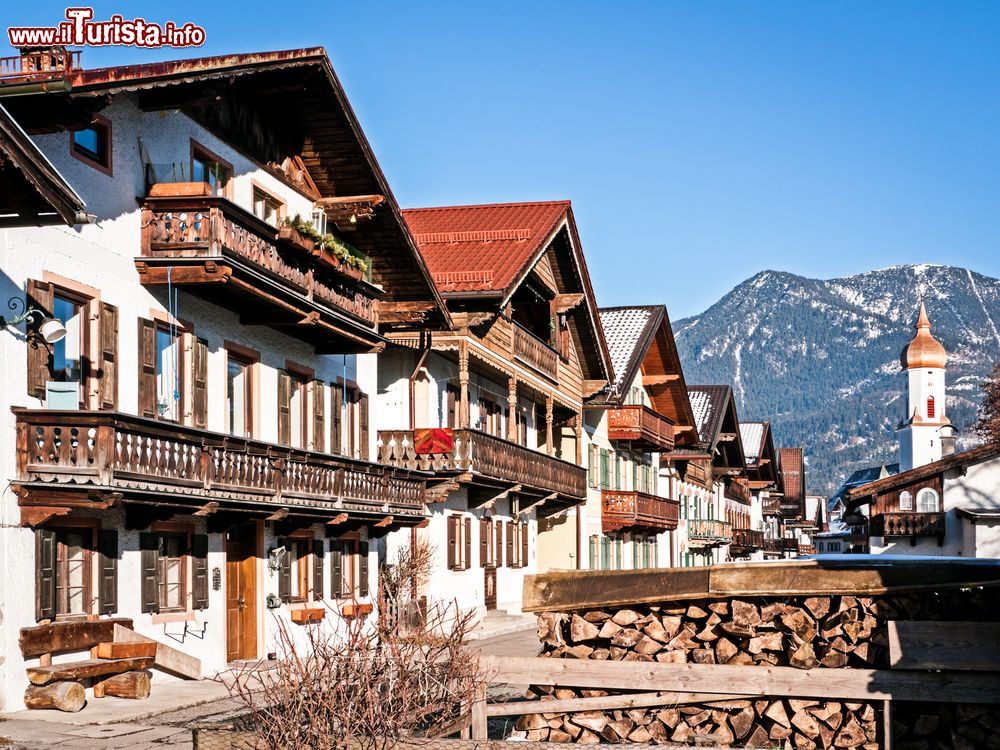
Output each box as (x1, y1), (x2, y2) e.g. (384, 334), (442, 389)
(507, 376), (518, 439)
(545, 395), (554, 457)
(459, 342), (470, 429)
(574, 413), (582, 466)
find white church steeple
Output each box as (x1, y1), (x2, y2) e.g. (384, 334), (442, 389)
(896, 299), (951, 471)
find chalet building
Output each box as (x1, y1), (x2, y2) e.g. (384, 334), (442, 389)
(673, 386), (748, 566)
(375, 201), (611, 616)
(817, 464), (899, 554)
(846, 301), (1000, 557)
(579, 305), (698, 571)
(0, 47), (448, 711)
(734, 420), (778, 561)
(773, 447), (814, 556)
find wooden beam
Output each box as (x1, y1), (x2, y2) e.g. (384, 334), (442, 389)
(327, 513), (349, 526)
(642, 373), (680, 386)
(20, 619), (134, 659)
(113, 624), (201, 680)
(553, 293), (584, 314)
(374, 515), (394, 527)
(482, 656), (1000, 704)
(266, 508), (289, 522)
(486, 690), (755, 717)
(27, 657), (154, 685)
(888, 620), (1000, 672)
(192, 501), (219, 517)
(18, 505), (71, 527)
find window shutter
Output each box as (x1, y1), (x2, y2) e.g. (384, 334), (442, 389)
(313, 539), (324, 600)
(330, 540), (343, 598)
(495, 519), (503, 567)
(139, 532), (159, 613)
(277, 538), (291, 603)
(480, 518), (489, 568)
(358, 541), (369, 597)
(137, 318), (157, 418)
(313, 381), (326, 453)
(98, 529), (118, 615)
(359, 393), (370, 460)
(505, 520), (514, 568)
(446, 384), (458, 429)
(447, 516), (457, 570)
(192, 337), (208, 429)
(192, 533), (209, 610)
(463, 517), (471, 571)
(520, 522), (529, 568)
(35, 528), (56, 621)
(330, 384), (343, 455)
(97, 302), (118, 410)
(277, 371), (291, 445)
(26, 280), (54, 400)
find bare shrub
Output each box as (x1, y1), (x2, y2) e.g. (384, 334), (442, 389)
(224, 539), (485, 750)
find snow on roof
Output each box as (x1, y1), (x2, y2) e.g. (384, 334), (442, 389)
(740, 422), (766, 464)
(598, 306), (654, 389)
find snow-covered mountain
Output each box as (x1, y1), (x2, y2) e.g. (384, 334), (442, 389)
(673, 264), (1000, 496)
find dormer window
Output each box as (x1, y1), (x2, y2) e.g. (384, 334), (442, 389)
(71, 115), (112, 175)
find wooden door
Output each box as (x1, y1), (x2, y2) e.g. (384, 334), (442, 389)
(225, 522), (258, 662)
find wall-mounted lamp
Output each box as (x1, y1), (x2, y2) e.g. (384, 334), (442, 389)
(0, 297), (67, 344)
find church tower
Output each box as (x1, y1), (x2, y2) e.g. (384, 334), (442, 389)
(897, 299), (951, 472)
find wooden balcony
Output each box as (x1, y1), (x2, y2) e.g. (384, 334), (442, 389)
(137, 190), (382, 352)
(0, 49), (80, 83)
(512, 322), (559, 381)
(724, 477), (751, 504)
(730, 528), (765, 552)
(377, 428), (586, 503)
(686, 518), (733, 548)
(797, 543), (817, 555)
(601, 490), (679, 533)
(762, 497), (782, 516)
(780, 502), (803, 519)
(607, 405), (675, 453)
(762, 537), (799, 555)
(871, 512), (946, 540)
(14, 409), (426, 527)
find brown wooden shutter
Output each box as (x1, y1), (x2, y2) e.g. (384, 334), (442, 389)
(137, 318), (157, 418)
(277, 538), (291, 603)
(191, 337), (208, 429)
(192, 534), (209, 610)
(313, 539), (324, 600)
(521, 521), (529, 568)
(358, 541), (369, 597)
(446, 516), (457, 570)
(277, 371), (291, 445)
(98, 529), (118, 615)
(446, 385), (457, 428)
(97, 302), (118, 410)
(505, 521), (514, 568)
(331, 384), (343, 455)
(480, 518), (488, 568)
(139, 532), (159, 613)
(329, 540), (343, 598)
(463, 517), (471, 572)
(312, 381), (326, 453)
(359, 393), (370, 460)
(495, 521), (504, 568)
(35, 528), (56, 621)
(26, 279), (53, 399)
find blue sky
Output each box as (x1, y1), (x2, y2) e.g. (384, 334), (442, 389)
(7, 2), (1000, 317)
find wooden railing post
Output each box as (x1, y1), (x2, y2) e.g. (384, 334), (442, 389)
(459, 343), (470, 429)
(545, 395), (554, 457)
(507, 376), (517, 439)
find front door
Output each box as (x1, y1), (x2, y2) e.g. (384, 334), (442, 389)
(484, 566), (497, 610)
(226, 522), (258, 662)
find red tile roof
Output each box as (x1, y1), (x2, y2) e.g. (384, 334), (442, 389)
(402, 202), (570, 295)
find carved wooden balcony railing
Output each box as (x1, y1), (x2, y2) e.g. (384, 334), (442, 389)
(0, 49), (80, 82)
(511, 322), (559, 381)
(797, 543), (817, 555)
(15, 410), (425, 519)
(780, 502), (803, 519)
(686, 518), (733, 548)
(607, 405), (675, 453)
(730, 528), (765, 551)
(871, 512), (946, 539)
(724, 477), (751, 504)
(762, 497), (782, 516)
(762, 537), (799, 554)
(377, 428), (586, 501)
(601, 490), (679, 533)
(137, 192), (381, 351)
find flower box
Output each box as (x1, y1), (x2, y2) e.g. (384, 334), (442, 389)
(276, 225), (315, 254)
(341, 602), (373, 619)
(148, 181), (215, 197)
(289, 607), (325, 624)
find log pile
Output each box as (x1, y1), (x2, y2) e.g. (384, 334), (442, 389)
(893, 703), (1000, 750)
(514, 588), (1000, 748)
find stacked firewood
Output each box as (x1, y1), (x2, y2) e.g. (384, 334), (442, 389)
(513, 589), (1000, 748)
(893, 703), (1000, 750)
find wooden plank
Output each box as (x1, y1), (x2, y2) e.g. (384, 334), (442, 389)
(523, 559), (1000, 612)
(26, 657), (154, 685)
(486, 691), (754, 717)
(95, 641), (158, 660)
(470, 685), (487, 740)
(113, 624), (202, 680)
(483, 656), (1000, 704)
(19, 618), (134, 658)
(888, 621), (1000, 671)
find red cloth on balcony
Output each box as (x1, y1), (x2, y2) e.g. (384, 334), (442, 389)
(414, 428), (453, 454)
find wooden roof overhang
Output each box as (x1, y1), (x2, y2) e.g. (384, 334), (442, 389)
(745, 422), (779, 487)
(0, 48), (449, 334)
(710, 391), (747, 478)
(0, 103), (87, 227)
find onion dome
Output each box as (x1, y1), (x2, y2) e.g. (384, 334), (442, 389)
(900, 300), (947, 369)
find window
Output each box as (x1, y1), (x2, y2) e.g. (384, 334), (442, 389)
(588, 445), (598, 489)
(480, 517), (496, 568)
(139, 527), (208, 614)
(153, 325), (181, 421)
(927, 396), (936, 419)
(55, 527), (93, 615)
(329, 537), (368, 600)
(51, 292), (85, 385)
(899, 490), (913, 511)
(226, 352), (254, 437)
(191, 142), (232, 197)
(71, 116), (111, 174)
(279, 370), (309, 448)
(287, 537), (311, 602)
(507, 521), (529, 568)
(447, 515), (472, 571)
(156, 533), (187, 612)
(916, 488), (940, 513)
(600, 536), (611, 570)
(588, 535), (598, 569)
(252, 186), (284, 226)
(599, 449), (611, 490)
(35, 523), (119, 621)
(477, 397), (502, 437)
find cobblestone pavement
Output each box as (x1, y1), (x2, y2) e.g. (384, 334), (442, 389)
(0, 630), (541, 749)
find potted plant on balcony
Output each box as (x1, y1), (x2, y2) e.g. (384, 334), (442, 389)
(276, 222), (315, 254)
(283, 215), (369, 281)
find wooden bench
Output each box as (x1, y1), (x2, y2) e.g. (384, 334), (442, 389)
(19, 618), (154, 711)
